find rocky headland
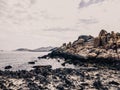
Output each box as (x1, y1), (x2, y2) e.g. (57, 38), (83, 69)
(41, 30), (120, 70)
(0, 30), (120, 90)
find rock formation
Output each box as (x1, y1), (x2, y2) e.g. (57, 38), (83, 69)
(41, 30), (120, 64)
(94, 30), (120, 53)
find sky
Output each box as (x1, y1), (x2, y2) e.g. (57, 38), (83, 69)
(0, 0), (120, 50)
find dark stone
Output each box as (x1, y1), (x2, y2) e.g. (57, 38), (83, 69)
(58, 60), (60, 62)
(93, 80), (103, 89)
(27, 81), (40, 90)
(57, 84), (64, 90)
(81, 83), (89, 86)
(61, 63), (65, 66)
(64, 78), (72, 85)
(28, 61), (35, 64)
(32, 65), (52, 69)
(4, 65), (12, 69)
(109, 81), (119, 85)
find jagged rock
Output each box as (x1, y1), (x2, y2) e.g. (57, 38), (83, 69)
(93, 30), (120, 53)
(99, 29), (107, 37)
(40, 30), (120, 70)
(66, 42), (72, 49)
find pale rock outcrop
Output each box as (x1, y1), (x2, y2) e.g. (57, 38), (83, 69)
(42, 30), (120, 62)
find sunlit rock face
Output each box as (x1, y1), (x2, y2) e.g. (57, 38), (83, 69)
(94, 30), (120, 52)
(46, 30), (120, 61)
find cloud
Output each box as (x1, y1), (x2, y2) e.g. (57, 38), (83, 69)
(79, 0), (105, 8)
(44, 28), (78, 32)
(79, 18), (98, 24)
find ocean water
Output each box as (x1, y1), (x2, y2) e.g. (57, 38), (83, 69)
(0, 51), (75, 71)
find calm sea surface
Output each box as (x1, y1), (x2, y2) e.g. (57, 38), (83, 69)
(0, 51), (75, 71)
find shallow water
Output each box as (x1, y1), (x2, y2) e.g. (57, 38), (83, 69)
(0, 51), (75, 71)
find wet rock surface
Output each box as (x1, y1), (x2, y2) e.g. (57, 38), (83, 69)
(0, 66), (120, 90)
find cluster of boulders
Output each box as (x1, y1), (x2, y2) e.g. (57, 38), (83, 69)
(53, 30), (120, 60)
(60, 35), (94, 54)
(0, 65), (120, 90)
(94, 30), (120, 53)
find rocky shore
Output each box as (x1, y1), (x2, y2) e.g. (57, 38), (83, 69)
(0, 30), (120, 90)
(0, 65), (120, 90)
(40, 30), (120, 70)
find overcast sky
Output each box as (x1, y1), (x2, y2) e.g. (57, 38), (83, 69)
(0, 0), (120, 50)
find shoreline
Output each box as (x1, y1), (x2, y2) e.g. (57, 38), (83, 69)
(0, 65), (120, 90)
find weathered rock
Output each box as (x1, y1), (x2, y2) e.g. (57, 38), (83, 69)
(99, 29), (107, 37)
(39, 30), (120, 71)
(93, 30), (120, 52)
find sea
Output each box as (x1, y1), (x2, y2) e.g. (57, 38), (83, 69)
(0, 51), (75, 71)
